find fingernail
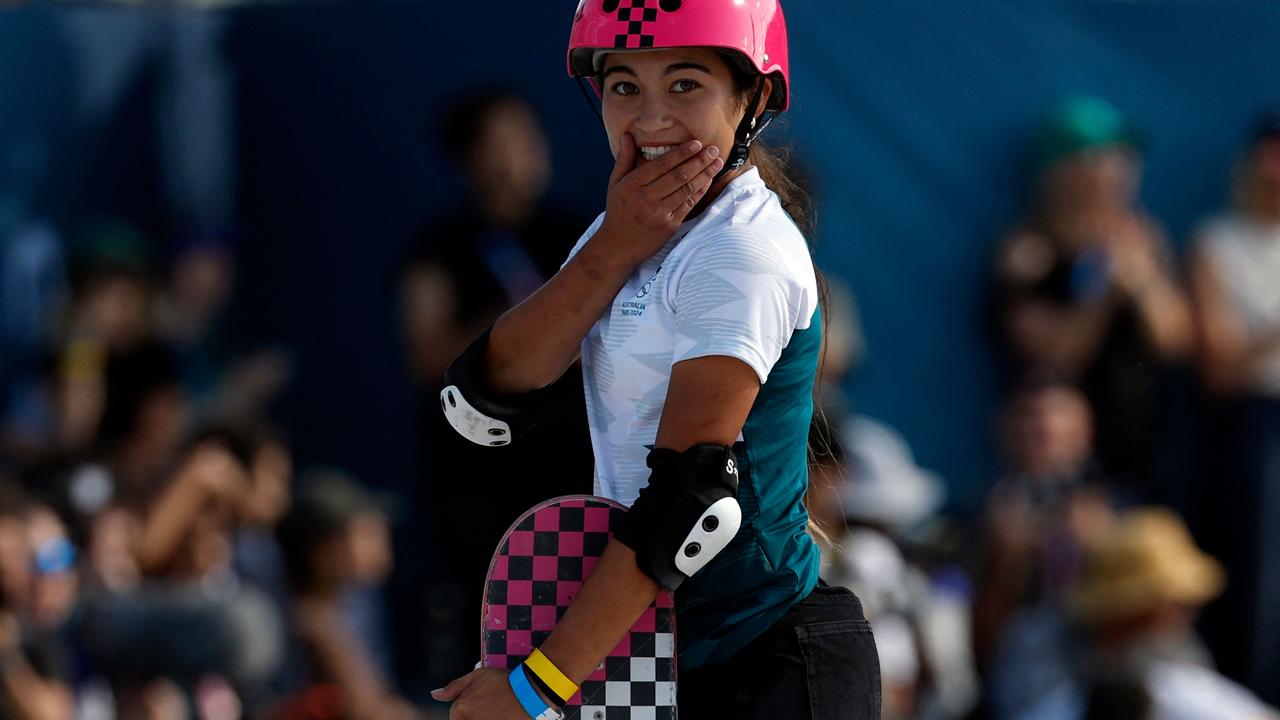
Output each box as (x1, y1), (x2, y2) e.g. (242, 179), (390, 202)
(706, 145), (720, 159)
(687, 140), (702, 152)
(430, 688), (445, 695)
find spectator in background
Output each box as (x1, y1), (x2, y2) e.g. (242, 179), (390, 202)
(82, 340), (190, 512)
(79, 428), (283, 719)
(157, 233), (292, 427)
(0, 484), (76, 720)
(1188, 106), (1280, 703)
(0, 221), (67, 466)
(227, 422), (292, 625)
(1007, 508), (1277, 720)
(273, 470), (420, 720)
(157, 234), (235, 404)
(975, 375), (1117, 670)
(812, 276), (866, 423)
(809, 415), (978, 720)
(994, 97), (1193, 494)
(55, 220), (156, 458)
(400, 87), (587, 385)
(398, 87), (594, 688)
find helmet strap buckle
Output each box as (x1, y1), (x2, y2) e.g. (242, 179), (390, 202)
(716, 80), (774, 181)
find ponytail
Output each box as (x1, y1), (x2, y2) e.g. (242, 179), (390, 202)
(720, 52), (837, 542)
(750, 139), (814, 238)
(745, 115), (836, 549)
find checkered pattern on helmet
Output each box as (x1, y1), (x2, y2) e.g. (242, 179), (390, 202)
(613, 0), (661, 49)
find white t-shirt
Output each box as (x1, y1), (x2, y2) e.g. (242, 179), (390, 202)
(563, 168), (818, 506)
(1148, 661), (1279, 720)
(1197, 214), (1280, 396)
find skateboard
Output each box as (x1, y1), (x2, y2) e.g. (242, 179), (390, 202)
(481, 495), (678, 719)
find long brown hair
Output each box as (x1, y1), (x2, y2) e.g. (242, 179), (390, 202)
(722, 54), (839, 543)
(752, 139), (814, 238)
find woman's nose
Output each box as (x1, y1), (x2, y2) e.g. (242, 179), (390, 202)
(634, 96), (673, 134)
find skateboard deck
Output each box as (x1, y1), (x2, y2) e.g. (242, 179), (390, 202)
(481, 495), (678, 719)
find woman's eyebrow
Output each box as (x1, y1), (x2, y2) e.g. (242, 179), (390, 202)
(601, 65), (637, 79)
(665, 62), (712, 75)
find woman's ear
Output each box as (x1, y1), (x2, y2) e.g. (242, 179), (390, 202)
(753, 78), (775, 124)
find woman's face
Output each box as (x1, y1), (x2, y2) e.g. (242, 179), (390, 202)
(1044, 146), (1140, 212)
(1246, 138), (1280, 205)
(467, 100), (551, 205)
(599, 47), (758, 171)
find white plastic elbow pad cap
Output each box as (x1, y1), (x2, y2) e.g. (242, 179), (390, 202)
(440, 384), (513, 447)
(673, 497), (742, 577)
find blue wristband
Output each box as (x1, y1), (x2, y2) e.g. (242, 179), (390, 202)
(508, 665), (562, 720)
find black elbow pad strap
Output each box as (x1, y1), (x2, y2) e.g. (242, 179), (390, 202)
(615, 444), (744, 592)
(440, 327), (552, 447)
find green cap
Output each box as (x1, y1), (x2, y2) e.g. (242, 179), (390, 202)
(1035, 96), (1143, 170)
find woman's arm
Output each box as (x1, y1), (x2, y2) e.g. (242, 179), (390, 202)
(1002, 297), (1120, 376)
(1108, 220), (1194, 360)
(400, 262), (491, 386)
(483, 137), (724, 394)
(1190, 246), (1280, 394)
(534, 355), (760, 677)
(434, 356), (760, 719)
(135, 443), (246, 576)
(997, 231), (1119, 376)
(0, 613), (74, 720)
(295, 599), (422, 720)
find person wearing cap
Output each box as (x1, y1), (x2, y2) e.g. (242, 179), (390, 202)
(994, 96), (1193, 495)
(432, 1), (879, 718)
(275, 470), (420, 720)
(1188, 105), (1280, 703)
(1006, 508), (1278, 720)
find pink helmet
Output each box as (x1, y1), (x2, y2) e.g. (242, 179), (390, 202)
(567, 0), (791, 112)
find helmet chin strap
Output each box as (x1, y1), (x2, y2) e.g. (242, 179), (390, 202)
(714, 80), (776, 183)
(576, 76), (604, 123)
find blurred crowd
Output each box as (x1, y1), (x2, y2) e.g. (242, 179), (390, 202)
(0, 211), (423, 718)
(2, 11), (1280, 720)
(805, 98), (1280, 720)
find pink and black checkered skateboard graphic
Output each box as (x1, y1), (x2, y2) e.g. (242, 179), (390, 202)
(482, 495), (678, 719)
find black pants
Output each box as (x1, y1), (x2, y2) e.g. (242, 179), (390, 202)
(678, 582), (881, 719)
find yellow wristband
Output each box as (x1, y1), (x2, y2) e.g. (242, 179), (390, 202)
(525, 648), (578, 704)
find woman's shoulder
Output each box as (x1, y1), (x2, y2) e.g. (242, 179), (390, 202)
(1193, 212), (1250, 248)
(674, 216), (814, 289)
(678, 192), (810, 267)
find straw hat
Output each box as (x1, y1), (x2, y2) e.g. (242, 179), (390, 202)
(1067, 508), (1225, 625)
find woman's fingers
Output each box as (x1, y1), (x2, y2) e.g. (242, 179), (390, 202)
(598, 136), (728, 263)
(430, 671), (479, 702)
(645, 145), (722, 199)
(609, 133), (638, 187)
(661, 154), (724, 216)
(629, 139), (704, 186)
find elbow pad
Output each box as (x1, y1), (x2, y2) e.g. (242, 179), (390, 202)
(615, 444), (744, 592)
(440, 328), (551, 447)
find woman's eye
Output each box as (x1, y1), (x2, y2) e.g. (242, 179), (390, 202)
(671, 79), (699, 93)
(611, 81), (638, 96)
